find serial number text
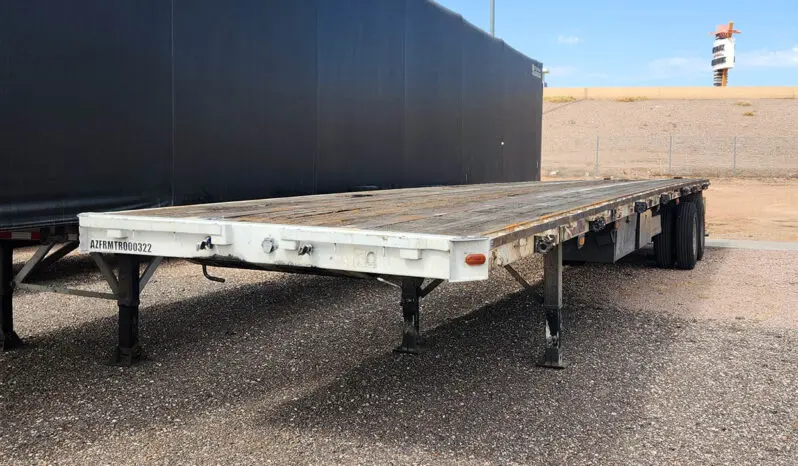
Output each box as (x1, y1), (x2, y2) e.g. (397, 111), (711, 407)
(89, 239), (153, 253)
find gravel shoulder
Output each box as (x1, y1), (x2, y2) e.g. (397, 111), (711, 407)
(1, 248), (796, 464)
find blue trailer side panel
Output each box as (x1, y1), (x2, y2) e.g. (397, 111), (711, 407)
(0, 0), (543, 230)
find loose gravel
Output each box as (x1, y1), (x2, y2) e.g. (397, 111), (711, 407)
(1, 247), (796, 464)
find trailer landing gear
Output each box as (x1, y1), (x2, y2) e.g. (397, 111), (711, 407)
(394, 277), (444, 355)
(1, 243), (23, 351)
(110, 255), (144, 366)
(393, 246), (567, 369)
(395, 277), (425, 354)
(539, 242), (566, 369)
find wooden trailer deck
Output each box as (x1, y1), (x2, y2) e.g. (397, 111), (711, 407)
(117, 178), (709, 242)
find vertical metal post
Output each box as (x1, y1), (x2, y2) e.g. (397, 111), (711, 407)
(395, 277), (425, 354)
(732, 136), (737, 176)
(489, 0), (495, 36)
(111, 254), (143, 366)
(685, 145), (689, 175)
(668, 135), (673, 174)
(539, 243), (565, 369)
(0, 243), (23, 350)
(594, 135), (600, 177)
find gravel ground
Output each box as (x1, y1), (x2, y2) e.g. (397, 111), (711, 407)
(1, 247), (796, 464)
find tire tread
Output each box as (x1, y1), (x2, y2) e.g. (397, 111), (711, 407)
(675, 202), (698, 270)
(653, 205), (675, 268)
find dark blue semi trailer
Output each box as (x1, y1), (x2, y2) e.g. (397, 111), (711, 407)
(0, 0), (545, 353)
(0, 0), (544, 233)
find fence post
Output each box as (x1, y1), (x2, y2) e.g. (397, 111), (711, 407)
(594, 135), (600, 177)
(732, 136), (737, 176)
(668, 135), (673, 174)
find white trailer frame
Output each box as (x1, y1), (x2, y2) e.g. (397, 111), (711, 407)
(78, 216), (492, 283)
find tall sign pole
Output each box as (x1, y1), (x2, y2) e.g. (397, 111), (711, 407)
(711, 22), (740, 87)
(490, 0), (495, 36)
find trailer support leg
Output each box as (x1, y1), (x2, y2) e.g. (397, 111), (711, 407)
(110, 255), (143, 366)
(0, 243), (23, 351)
(395, 277), (425, 355)
(540, 243), (566, 369)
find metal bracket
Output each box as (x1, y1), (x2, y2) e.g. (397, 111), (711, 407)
(14, 283), (117, 300)
(13, 243), (55, 286)
(261, 237), (277, 253)
(376, 277), (401, 288)
(420, 279), (444, 298)
(91, 253), (120, 296)
(589, 217), (606, 232)
(504, 265), (532, 289)
(534, 235), (557, 254)
(504, 265), (544, 303)
(197, 236), (214, 251)
(297, 243), (313, 256)
(11, 241), (80, 286)
(139, 257), (164, 290)
(10, 245), (120, 301)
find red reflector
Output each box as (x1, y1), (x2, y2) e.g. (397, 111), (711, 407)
(465, 253), (486, 266)
(0, 231), (40, 240)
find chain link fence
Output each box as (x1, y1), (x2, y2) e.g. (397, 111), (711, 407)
(543, 135), (798, 178)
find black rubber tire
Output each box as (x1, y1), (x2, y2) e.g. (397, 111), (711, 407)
(693, 195), (706, 261)
(675, 201), (699, 270)
(653, 204), (675, 268)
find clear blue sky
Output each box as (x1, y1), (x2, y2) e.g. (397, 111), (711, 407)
(434, 0), (798, 87)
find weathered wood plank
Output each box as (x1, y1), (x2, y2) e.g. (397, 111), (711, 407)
(119, 179), (707, 239)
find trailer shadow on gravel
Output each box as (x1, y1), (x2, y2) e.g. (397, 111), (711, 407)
(0, 252), (735, 462)
(256, 284), (693, 463)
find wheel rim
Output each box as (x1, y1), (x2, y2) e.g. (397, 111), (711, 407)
(692, 222), (697, 257)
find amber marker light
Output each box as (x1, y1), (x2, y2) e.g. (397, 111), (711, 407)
(465, 254), (487, 266)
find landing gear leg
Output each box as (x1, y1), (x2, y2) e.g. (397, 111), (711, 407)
(109, 255), (144, 366)
(539, 243), (566, 369)
(0, 242), (23, 351)
(394, 277), (426, 354)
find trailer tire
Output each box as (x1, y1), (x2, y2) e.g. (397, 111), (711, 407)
(653, 204), (675, 268)
(675, 201), (699, 270)
(693, 195), (706, 261)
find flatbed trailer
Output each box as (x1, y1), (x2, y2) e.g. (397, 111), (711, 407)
(2, 178), (709, 366)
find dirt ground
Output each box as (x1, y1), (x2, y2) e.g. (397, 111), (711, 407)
(703, 177), (798, 242)
(541, 99), (798, 178)
(538, 176), (798, 243)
